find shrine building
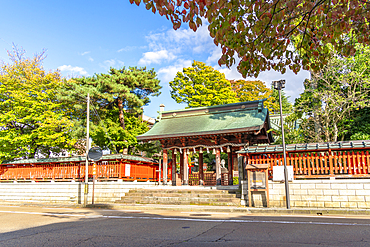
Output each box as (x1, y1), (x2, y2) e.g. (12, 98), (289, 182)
(136, 99), (273, 186)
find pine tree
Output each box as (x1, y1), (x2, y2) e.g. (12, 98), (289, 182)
(60, 67), (161, 154)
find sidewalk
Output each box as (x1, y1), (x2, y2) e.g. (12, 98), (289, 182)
(1, 200), (370, 216)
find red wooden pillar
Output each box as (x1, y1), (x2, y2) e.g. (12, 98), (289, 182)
(163, 150), (168, 185)
(216, 148), (221, 185)
(180, 151), (184, 186)
(199, 149), (204, 185)
(183, 151), (188, 185)
(228, 148), (233, 185)
(172, 149), (177, 186)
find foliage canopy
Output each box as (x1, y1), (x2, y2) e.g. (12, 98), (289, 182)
(60, 67), (162, 155)
(169, 61), (238, 107)
(131, 0), (370, 78)
(0, 48), (77, 161)
(294, 44), (370, 143)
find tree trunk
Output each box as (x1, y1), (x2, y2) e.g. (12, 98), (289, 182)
(333, 123), (338, 142)
(117, 97), (125, 130)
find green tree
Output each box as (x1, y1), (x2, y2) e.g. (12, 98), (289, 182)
(269, 87), (293, 115)
(130, 0), (370, 78)
(294, 44), (370, 143)
(230, 79), (292, 114)
(0, 48), (77, 161)
(60, 67), (161, 154)
(169, 61), (238, 107)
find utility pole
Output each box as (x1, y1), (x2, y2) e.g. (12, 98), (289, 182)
(84, 93), (90, 207)
(272, 80), (290, 209)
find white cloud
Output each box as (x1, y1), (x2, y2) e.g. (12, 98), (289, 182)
(157, 59), (192, 83)
(144, 22), (213, 55)
(80, 51), (90, 56)
(103, 59), (116, 68)
(88, 57), (94, 62)
(58, 65), (88, 76)
(117, 46), (146, 52)
(206, 46), (222, 65)
(99, 59), (125, 70)
(138, 50), (176, 66)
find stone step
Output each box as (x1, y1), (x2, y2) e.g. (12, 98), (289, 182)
(117, 197), (240, 206)
(125, 192), (237, 198)
(118, 196), (240, 203)
(115, 188), (241, 206)
(128, 189), (237, 194)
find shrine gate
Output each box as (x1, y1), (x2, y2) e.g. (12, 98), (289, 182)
(137, 100), (273, 186)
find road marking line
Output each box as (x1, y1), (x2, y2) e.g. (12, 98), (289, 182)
(0, 211), (88, 217)
(101, 209), (142, 212)
(0, 210), (369, 226)
(181, 212), (230, 215)
(280, 215), (346, 219)
(42, 208), (74, 210)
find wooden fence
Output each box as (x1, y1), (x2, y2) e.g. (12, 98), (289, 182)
(0, 160), (172, 182)
(247, 150), (370, 179)
(188, 172), (230, 186)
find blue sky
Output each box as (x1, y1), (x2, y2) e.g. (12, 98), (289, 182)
(0, 0), (310, 118)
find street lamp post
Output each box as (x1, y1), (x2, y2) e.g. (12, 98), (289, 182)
(272, 80), (291, 209)
(84, 93), (90, 207)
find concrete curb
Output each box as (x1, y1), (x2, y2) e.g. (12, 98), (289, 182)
(1, 200), (370, 216)
(89, 203), (370, 216)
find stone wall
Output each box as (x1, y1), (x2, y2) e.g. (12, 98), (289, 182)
(265, 179), (370, 208)
(2, 179), (370, 209)
(0, 181), (157, 204)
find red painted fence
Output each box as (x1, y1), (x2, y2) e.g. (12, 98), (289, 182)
(247, 151), (370, 179)
(0, 157), (172, 182)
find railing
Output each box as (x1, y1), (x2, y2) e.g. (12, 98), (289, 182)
(189, 173), (199, 186)
(0, 160), (168, 182)
(247, 151), (370, 179)
(189, 172), (230, 186)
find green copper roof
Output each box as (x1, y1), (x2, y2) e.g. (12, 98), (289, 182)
(137, 100), (271, 141)
(237, 140), (370, 154)
(2, 154), (156, 165)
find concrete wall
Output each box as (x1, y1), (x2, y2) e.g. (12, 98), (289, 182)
(0, 181), (158, 204)
(247, 179), (370, 208)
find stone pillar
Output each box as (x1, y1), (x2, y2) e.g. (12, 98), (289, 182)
(163, 149), (168, 185)
(216, 148), (221, 185)
(228, 149), (233, 185)
(238, 155), (244, 190)
(183, 151), (188, 185)
(180, 152), (184, 186)
(172, 150), (177, 186)
(199, 150), (204, 185)
(233, 154), (238, 173)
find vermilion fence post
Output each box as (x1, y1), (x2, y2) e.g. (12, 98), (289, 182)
(329, 150), (334, 177)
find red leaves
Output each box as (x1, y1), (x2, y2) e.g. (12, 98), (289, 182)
(189, 21), (197, 31)
(129, 0), (370, 78)
(173, 21), (181, 30)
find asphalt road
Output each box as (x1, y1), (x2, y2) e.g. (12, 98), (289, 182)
(1, 205), (370, 246)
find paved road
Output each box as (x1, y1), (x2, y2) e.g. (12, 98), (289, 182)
(1, 205), (370, 246)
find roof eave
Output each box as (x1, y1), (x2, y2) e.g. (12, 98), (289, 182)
(137, 126), (264, 141)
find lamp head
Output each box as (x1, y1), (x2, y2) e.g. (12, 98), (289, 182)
(272, 80), (286, 90)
